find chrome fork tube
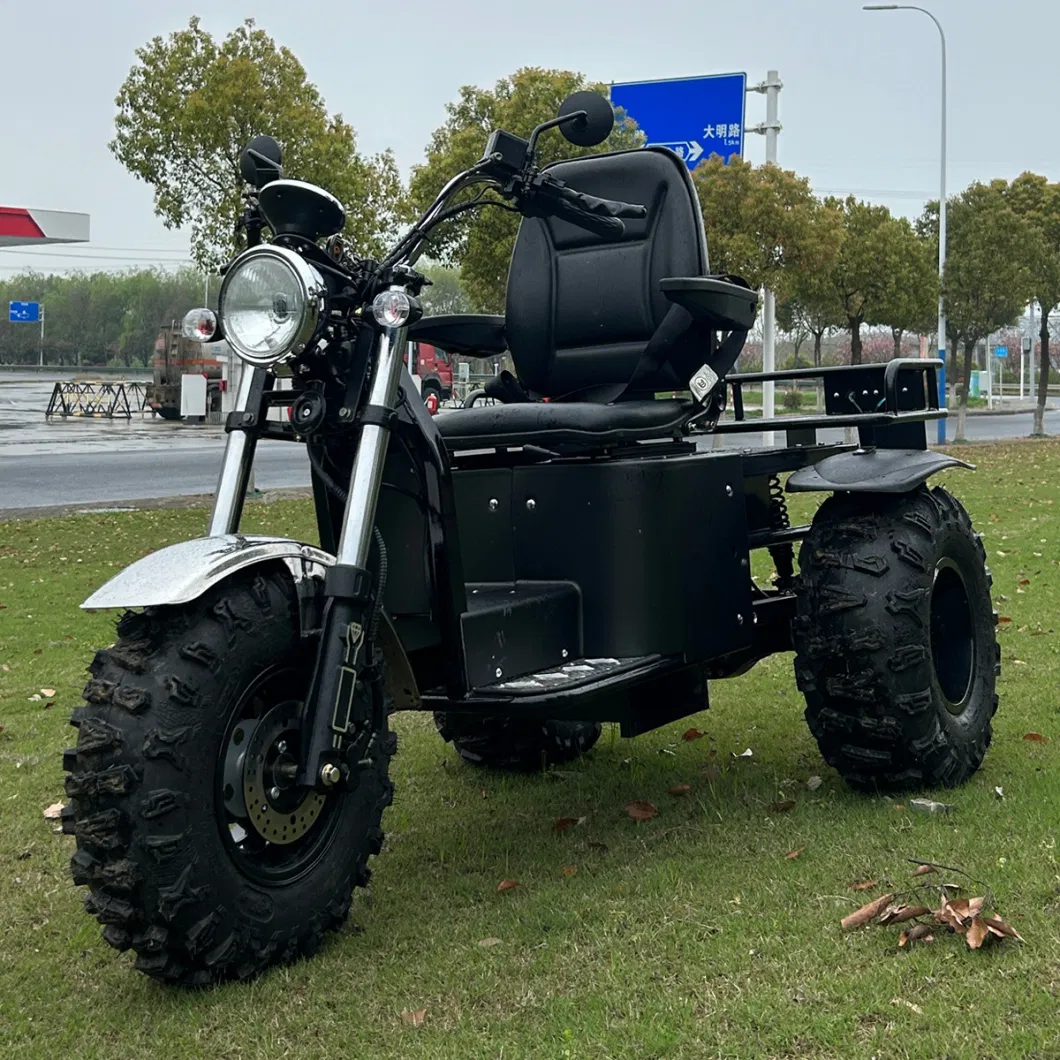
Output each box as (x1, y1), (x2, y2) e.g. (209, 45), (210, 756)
(335, 321), (408, 567)
(207, 365), (263, 537)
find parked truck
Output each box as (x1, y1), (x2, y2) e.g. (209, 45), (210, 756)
(146, 325), (228, 420)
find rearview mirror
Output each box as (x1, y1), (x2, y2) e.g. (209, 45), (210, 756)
(240, 135), (283, 189)
(557, 92), (615, 148)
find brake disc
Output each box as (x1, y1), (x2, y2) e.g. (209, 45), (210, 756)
(233, 701), (327, 845)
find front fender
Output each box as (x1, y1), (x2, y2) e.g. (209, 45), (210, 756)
(786, 448), (974, 494)
(81, 534), (421, 708)
(82, 534), (333, 610)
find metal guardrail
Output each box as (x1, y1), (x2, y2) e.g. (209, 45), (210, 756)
(45, 380), (149, 419)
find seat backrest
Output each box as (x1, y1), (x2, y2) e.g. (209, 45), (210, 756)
(505, 147), (708, 399)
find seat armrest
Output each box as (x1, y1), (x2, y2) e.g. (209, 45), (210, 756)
(660, 277), (758, 330)
(408, 314), (506, 355)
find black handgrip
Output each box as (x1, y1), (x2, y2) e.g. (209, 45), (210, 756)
(552, 196), (627, 238)
(556, 185), (647, 221)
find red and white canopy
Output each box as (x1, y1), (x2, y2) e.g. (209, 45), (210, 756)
(0, 206), (90, 247)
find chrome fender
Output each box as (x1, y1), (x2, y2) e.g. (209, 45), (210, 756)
(82, 534), (332, 610)
(81, 534), (420, 708)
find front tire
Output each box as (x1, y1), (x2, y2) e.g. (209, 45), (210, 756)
(63, 568), (394, 985)
(792, 485), (998, 791)
(434, 714), (601, 771)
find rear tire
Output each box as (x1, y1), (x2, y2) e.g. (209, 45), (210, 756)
(63, 568), (394, 985)
(792, 485), (998, 791)
(434, 714), (601, 771)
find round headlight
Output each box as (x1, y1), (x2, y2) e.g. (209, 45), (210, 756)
(218, 245), (325, 367)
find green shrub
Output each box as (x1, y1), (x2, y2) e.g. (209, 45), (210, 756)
(781, 388), (803, 411)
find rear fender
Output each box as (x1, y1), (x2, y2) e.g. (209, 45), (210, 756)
(81, 534), (420, 708)
(786, 448), (974, 494)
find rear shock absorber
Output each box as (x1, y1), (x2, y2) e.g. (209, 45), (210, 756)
(767, 473), (796, 591)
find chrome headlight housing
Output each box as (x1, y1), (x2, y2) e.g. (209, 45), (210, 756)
(218, 245), (326, 367)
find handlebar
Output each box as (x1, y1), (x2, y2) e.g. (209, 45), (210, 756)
(526, 176), (647, 239)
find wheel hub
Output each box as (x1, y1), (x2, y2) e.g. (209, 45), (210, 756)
(226, 702), (326, 845)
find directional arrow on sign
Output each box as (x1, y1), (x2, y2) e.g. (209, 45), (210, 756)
(686, 140), (704, 163)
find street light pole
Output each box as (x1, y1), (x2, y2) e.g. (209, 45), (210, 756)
(748, 70), (783, 447)
(864, 4), (947, 444)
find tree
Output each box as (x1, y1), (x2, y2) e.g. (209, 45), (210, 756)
(867, 221), (937, 359)
(940, 181), (1036, 440)
(111, 18), (403, 268)
(691, 157), (842, 303)
(408, 68), (643, 312)
(1007, 172), (1060, 436)
(0, 268), (209, 366)
(826, 197), (921, 365)
(419, 265), (473, 316)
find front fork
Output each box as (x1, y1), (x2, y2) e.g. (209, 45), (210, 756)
(208, 303), (410, 790)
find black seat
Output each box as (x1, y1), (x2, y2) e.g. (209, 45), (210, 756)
(429, 147), (712, 450)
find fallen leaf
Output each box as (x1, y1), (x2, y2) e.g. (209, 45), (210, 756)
(400, 1008), (427, 1027)
(554, 817), (583, 834)
(981, 914), (1024, 942)
(912, 864), (938, 877)
(42, 802), (64, 820)
(481, 789), (488, 799)
(477, 937), (503, 948)
(890, 997), (924, 1015)
(994, 786), (1005, 800)
(1023, 732), (1046, 742)
(842, 893), (895, 931)
(1013, 658), (1026, 664)
(562, 865), (578, 877)
(33, 648), (42, 655)
(669, 784), (692, 797)
(936, 896), (985, 933)
(966, 917), (990, 949)
(0, 664), (8, 671)
(497, 879), (519, 894)
(851, 879), (878, 892)
(27, 694), (41, 702)
(625, 800), (658, 822)
(805, 775), (823, 791)
(998, 615), (1013, 624)
(657, 748), (676, 757)
(733, 748), (754, 759)
(898, 922), (935, 946)
(40, 688), (55, 697)
(681, 727), (706, 742)
(1019, 578), (1030, 585)
(785, 849), (803, 860)
(880, 904), (932, 926)
(770, 799), (796, 813)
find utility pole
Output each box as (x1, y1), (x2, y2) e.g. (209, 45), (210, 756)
(748, 70), (782, 447)
(39, 305), (45, 369)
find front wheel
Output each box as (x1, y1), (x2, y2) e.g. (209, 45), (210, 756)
(792, 485), (998, 791)
(63, 568), (394, 985)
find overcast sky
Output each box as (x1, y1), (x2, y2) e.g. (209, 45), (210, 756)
(1, 0), (1057, 277)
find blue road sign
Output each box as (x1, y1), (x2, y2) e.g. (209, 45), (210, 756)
(9, 301), (40, 323)
(610, 72), (747, 170)
(993, 345), (1008, 358)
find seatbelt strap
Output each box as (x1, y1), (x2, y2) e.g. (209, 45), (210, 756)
(688, 328), (749, 405)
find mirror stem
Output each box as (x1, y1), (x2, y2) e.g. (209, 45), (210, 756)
(527, 111), (586, 155)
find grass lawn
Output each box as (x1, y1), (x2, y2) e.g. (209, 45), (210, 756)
(1, 439), (1058, 1059)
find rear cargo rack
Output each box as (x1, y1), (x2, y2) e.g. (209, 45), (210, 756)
(706, 359), (946, 450)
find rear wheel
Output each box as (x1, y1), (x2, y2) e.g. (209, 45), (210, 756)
(792, 485), (998, 791)
(434, 714), (601, 771)
(63, 568), (394, 985)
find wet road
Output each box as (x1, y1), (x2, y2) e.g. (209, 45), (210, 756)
(2, 375), (1058, 511)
